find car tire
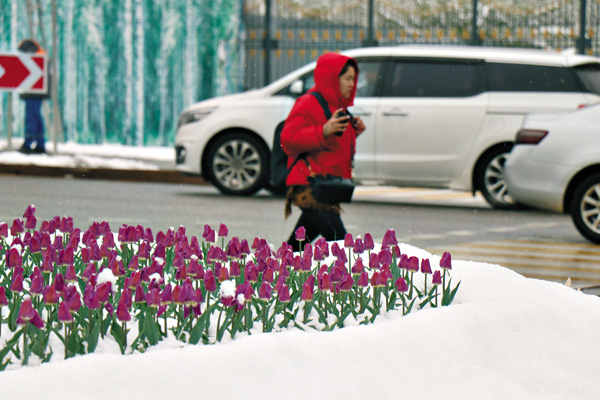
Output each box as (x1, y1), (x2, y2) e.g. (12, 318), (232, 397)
(475, 146), (519, 209)
(205, 133), (269, 196)
(571, 174), (600, 244)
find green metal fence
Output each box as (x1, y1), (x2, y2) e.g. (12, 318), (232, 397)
(242, 0), (600, 89)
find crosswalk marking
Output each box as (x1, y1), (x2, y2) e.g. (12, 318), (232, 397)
(427, 240), (600, 289)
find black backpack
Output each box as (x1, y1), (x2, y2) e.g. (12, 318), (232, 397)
(269, 92), (332, 193)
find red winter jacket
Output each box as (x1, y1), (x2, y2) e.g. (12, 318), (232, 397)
(281, 52), (359, 186)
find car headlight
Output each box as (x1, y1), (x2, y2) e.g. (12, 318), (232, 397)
(177, 107), (217, 128)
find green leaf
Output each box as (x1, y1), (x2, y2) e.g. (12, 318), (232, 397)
(87, 321), (101, 353)
(143, 313), (161, 346)
(336, 306), (354, 328)
(405, 297), (417, 314)
(442, 281), (461, 306)
(189, 312), (210, 345)
(110, 321), (125, 352)
(216, 308), (234, 342)
(0, 329), (23, 370)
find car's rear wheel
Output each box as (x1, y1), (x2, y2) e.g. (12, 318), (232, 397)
(475, 146), (518, 209)
(205, 133), (269, 195)
(571, 174), (600, 244)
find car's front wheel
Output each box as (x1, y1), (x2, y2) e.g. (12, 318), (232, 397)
(205, 133), (269, 195)
(475, 146), (518, 209)
(571, 174), (600, 244)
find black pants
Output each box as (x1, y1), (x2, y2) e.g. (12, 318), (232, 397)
(287, 208), (347, 252)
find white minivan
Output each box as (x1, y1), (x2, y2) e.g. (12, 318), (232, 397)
(174, 45), (600, 208)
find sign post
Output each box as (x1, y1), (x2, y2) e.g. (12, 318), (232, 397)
(0, 52), (48, 151)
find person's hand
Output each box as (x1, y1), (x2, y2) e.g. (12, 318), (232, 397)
(323, 108), (350, 137)
(353, 116), (366, 135)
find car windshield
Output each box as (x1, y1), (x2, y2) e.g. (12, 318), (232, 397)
(575, 63), (600, 95)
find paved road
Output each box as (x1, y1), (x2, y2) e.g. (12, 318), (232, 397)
(1, 174), (598, 290)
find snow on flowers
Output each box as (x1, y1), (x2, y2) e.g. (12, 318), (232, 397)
(0, 205), (459, 368)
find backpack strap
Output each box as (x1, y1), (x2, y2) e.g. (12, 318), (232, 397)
(309, 91), (332, 120)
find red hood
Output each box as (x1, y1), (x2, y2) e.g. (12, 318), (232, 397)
(310, 52), (358, 109)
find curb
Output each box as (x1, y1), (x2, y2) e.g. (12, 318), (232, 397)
(0, 164), (208, 185)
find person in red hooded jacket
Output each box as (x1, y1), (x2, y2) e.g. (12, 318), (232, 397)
(281, 52), (366, 251)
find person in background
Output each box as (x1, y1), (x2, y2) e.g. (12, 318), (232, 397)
(18, 38), (47, 154)
(281, 52), (366, 251)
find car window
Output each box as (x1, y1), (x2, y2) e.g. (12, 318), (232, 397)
(386, 60), (484, 97)
(355, 60), (385, 97)
(574, 63), (600, 95)
(487, 63), (580, 92)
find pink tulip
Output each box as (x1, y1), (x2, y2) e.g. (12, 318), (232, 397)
(351, 257), (365, 276)
(363, 233), (375, 251)
(353, 238), (365, 254)
(146, 288), (161, 308)
(11, 218), (24, 236)
(7, 247), (23, 269)
(25, 215), (36, 230)
(407, 256), (420, 272)
(22, 204), (36, 219)
(319, 273), (332, 292)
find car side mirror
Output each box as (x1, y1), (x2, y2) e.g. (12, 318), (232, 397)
(290, 80), (304, 96)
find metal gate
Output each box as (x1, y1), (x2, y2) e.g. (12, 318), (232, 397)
(242, 0), (600, 89)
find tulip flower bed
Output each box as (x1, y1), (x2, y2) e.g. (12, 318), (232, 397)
(0, 205), (459, 369)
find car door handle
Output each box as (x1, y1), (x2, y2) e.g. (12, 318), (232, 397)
(349, 109), (371, 117)
(382, 109), (409, 117)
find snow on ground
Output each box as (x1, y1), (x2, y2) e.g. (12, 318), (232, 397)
(0, 140), (175, 170)
(0, 140), (599, 398)
(0, 245), (599, 400)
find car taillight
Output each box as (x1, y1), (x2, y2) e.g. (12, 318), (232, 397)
(515, 129), (548, 145)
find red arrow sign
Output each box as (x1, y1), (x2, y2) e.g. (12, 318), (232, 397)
(0, 52), (47, 94)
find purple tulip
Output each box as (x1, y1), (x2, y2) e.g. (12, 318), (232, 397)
(59, 216), (74, 234)
(84, 285), (101, 310)
(421, 259), (432, 274)
(369, 252), (380, 269)
(10, 267), (24, 293)
(363, 233), (375, 251)
(395, 277), (408, 293)
(351, 257), (365, 275)
(344, 233), (354, 248)
(204, 270), (217, 292)
(244, 261), (258, 283)
(22, 204), (36, 219)
(440, 252), (452, 270)
(339, 273), (354, 292)
(116, 296), (131, 322)
(64, 285), (82, 311)
(382, 228), (398, 248)
(353, 238), (365, 254)
(301, 284), (313, 301)
(319, 273), (332, 292)
(17, 298), (35, 322)
(279, 285), (291, 303)
(58, 301), (74, 323)
(146, 288), (161, 308)
(43, 285), (59, 305)
(0, 287), (8, 307)
(218, 223), (229, 238)
(259, 282), (272, 300)
(203, 225), (216, 244)
(29, 268), (44, 296)
(7, 247), (23, 269)
(407, 256), (420, 272)
(0, 222), (8, 238)
(357, 271), (369, 287)
(295, 226), (306, 242)
(24, 215), (36, 230)
(379, 248), (392, 265)
(432, 270), (442, 285)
